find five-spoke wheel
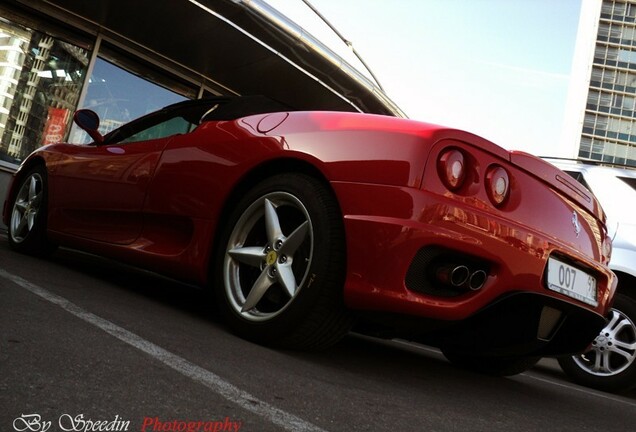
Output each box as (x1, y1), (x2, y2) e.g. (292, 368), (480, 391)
(10, 172), (44, 243)
(224, 192), (313, 320)
(215, 173), (351, 349)
(8, 166), (56, 255)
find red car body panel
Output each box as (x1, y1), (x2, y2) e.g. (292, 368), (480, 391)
(3, 101), (617, 357)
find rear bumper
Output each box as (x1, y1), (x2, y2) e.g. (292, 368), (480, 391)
(435, 292), (607, 357)
(335, 182), (616, 355)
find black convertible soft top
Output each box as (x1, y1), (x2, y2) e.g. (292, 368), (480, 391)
(101, 95), (295, 145)
(196, 95), (295, 122)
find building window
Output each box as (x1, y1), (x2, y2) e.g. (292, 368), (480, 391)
(614, 1), (627, 19)
(618, 48), (636, 64)
(0, 18), (89, 166)
(600, 91), (612, 108)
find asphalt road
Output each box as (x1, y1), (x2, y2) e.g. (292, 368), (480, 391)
(1, 230), (635, 432)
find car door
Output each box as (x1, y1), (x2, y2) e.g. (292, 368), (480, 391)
(48, 114), (194, 244)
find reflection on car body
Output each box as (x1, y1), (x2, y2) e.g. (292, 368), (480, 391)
(3, 97), (616, 376)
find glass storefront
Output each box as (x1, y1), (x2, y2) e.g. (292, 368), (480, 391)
(0, 18), (89, 165)
(0, 16), (197, 164)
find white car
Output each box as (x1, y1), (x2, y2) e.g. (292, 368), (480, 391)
(545, 158), (636, 392)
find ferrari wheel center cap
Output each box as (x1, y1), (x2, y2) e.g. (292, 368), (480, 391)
(266, 250), (278, 266)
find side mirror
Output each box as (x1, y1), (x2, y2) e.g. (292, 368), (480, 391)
(73, 109), (104, 144)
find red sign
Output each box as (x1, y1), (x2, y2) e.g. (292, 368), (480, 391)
(42, 107), (69, 145)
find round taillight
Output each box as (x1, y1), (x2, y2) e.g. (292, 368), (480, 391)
(486, 166), (510, 206)
(438, 149), (466, 190)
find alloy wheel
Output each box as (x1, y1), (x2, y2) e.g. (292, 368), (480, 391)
(573, 308), (636, 377)
(223, 192), (313, 321)
(10, 173), (44, 244)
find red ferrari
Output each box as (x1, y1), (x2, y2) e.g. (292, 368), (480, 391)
(3, 96), (616, 375)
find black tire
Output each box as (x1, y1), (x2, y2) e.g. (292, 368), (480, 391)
(214, 173), (352, 350)
(558, 293), (636, 393)
(442, 349), (540, 376)
(7, 165), (57, 256)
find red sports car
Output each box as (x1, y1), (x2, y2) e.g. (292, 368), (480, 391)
(3, 96), (616, 375)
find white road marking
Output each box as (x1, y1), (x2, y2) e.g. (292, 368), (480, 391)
(0, 268), (328, 432)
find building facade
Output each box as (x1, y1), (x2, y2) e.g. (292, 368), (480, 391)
(563, 0), (636, 166)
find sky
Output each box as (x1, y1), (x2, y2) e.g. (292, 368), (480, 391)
(266, 0), (584, 156)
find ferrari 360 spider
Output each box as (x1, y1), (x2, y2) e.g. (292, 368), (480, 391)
(3, 96), (617, 375)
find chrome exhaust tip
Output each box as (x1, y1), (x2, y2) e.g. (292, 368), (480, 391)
(468, 270), (487, 291)
(436, 265), (470, 287)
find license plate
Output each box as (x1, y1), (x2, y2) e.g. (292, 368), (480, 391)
(546, 257), (598, 307)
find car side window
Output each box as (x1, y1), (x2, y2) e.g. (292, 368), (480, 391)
(118, 116), (194, 144)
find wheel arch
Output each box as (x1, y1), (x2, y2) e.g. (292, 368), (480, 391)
(613, 269), (636, 300)
(209, 157), (346, 278)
